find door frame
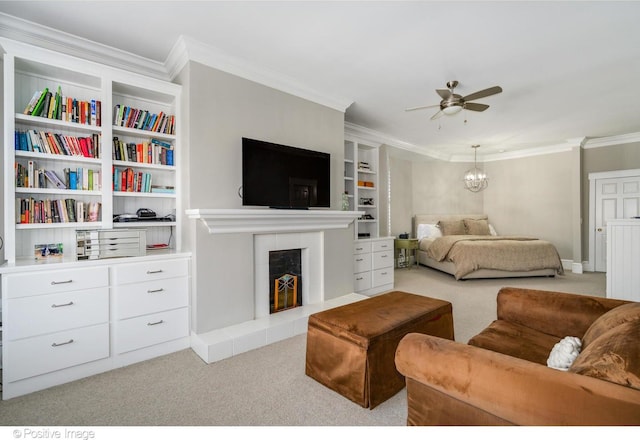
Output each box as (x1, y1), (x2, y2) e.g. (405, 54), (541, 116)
(588, 168), (640, 272)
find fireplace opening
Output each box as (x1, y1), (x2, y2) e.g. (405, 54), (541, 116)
(269, 248), (302, 313)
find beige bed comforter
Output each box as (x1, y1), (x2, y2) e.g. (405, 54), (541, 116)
(426, 235), (565, 280)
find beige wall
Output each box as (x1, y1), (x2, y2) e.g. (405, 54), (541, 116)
(581, 143), (640, 259)
(178, 61), (352, 334)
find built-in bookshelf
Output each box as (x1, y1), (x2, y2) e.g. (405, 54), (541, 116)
(344, 138), (380, 240)
(2, 42), (182, 264)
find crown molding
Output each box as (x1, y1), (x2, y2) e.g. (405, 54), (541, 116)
(166, 35), (353, 113)
(0, 13), (168, 81)
(583, 131), (640, 149)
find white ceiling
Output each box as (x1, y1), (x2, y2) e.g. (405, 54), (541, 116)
(1, 1), (640, 161)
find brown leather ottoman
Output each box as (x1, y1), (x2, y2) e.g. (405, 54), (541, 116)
(305, 291), (454, 409)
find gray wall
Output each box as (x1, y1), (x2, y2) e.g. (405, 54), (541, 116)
(177, 61), (351, 334)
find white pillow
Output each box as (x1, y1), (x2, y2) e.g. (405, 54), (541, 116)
(489, 224), (498, 236)
(417, 223), (442, 241)
(547, 336), (582, 371)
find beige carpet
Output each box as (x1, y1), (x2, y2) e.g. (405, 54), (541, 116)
(0, 267), (606, 426)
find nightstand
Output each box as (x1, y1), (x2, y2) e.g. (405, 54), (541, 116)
(394, 238), (419, 269)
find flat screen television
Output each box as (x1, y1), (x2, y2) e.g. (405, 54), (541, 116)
(242, 137), (330, 209)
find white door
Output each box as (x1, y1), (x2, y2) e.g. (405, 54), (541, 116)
(593, 175), (640, 271)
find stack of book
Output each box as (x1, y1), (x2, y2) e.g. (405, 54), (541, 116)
(15, 129), (100, 158)
(112, 137), (174, 166)
(16, 198), (100, 224)
(112, 104), (175, 135)
(113, 167), (152, 193)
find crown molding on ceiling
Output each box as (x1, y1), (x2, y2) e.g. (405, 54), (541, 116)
(0, 12), (168, 81)
(583, 131), (640, 149)
(165, 35), (353, 113)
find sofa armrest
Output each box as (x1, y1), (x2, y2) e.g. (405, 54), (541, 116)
(395, 333), (640, 425)
(496, 287), (630, 338)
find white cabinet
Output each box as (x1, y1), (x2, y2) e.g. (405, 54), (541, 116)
(0, 254), (191, 400)
(606, 219), (640, 301)
(353, 237), (394, 295)
(344, 138), (380, 240)
(112, 259), (189, 354)
(2, 267), (110, 383)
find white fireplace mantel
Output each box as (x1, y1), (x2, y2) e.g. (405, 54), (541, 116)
(185, 209), (363, 234)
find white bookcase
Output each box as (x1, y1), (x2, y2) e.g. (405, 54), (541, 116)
(2, 40), (182, 264)
(344, 138), (380, 240)
(1, 40), (190, 399)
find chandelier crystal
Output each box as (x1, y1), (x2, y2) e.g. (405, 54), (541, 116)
(463, 145), (488, 192)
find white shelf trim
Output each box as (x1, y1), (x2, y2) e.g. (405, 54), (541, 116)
(186, 209), (363, 234)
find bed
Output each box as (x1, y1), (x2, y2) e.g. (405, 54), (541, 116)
(412, 214), (564, 280)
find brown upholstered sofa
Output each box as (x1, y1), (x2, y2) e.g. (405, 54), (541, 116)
(395, 287), (640, 425)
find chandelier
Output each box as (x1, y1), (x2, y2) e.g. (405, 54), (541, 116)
(463, 145), (488, 192)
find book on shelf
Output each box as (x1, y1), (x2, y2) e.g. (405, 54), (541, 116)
(150, 185), (175, 194)
(23, 86), (101, 126)
(15, 130), (101, 159)
(44, 170), (67, 189)
(16, 197), (100, 224)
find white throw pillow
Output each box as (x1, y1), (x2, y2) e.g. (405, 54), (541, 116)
(547, 336), (582, 371)
(417, 224), (442, 241)
(489, 224), (498, 236)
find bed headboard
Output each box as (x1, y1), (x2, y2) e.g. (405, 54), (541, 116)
(412, 214), (488, 238)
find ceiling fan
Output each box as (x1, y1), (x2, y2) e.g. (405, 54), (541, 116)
(405, 80), (503, 120)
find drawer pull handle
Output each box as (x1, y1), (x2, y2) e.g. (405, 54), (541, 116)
(51, 279), (73, 285)
(381, 272), (388, 275)
(147, 269), (163, 274)
(381, 255), (388, 258)
(356, 258), (364, 262)
(52, 339), (74, 347)
(147, 288), (164, 293)
(381, 245), (388, 248)
(356, 277), (364, 281)
(52, 301), (74, 308)
(147, 319), (164, 326)
(355, 247), (363, 251)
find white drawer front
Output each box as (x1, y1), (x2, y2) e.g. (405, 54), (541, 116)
(115, 277), (189, 320)
(115, 307), (189, 354)
(373, 239), (393, 253)
(353, 242), (372, 255)
(354, 271), (371, 292)
(372, 250), (393, 270)
(112, 258), (189, 285)
(4, 267), (108, 299)
(372, 267), (394, 287)
(6, 287), (108, 341)
(4, 323), (109, 383)
(353, 253), (372, 274)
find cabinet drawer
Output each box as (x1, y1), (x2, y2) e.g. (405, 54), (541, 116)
(115, 277), (189, 320)
(353, 242), (372, 255)
(6, 287), (109, 341)
(115, 307), (189, 354)
(372, 267), (394, 287)
(373, 240), (393, 252)
(4, 267), (108, 299)
(354, 271), (371, 292)
(353, 253), (372, 273)
(372, 250), (393, 270)
(4, 323), (109, 383)
(112, 258), (189, 285)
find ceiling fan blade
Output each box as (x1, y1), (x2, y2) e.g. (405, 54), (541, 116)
(430, 110), (444, 120)
(436, 89), (452, 99)
(464, 102), (490, 112)
(462, 86), (502, 102)
(405, 104), (440, 112)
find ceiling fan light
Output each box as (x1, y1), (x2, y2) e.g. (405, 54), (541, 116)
(442, 105), (463, 115)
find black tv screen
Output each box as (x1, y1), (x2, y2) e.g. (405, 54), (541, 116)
(242, 138), (330, 208)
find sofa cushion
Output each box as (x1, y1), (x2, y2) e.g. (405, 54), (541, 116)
(437, 219), (466, 236)
(569, 319), (640, 390)
(468, 320), (561, 365)
(581, 303), (640, 348)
